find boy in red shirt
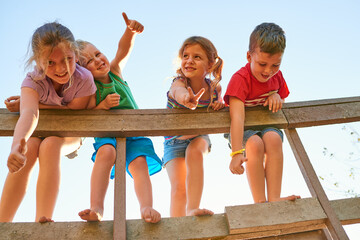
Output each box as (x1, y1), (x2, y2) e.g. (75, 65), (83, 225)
(224, 23), (300, 203)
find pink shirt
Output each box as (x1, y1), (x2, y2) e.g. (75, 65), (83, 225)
(21, 64), (96, 106)
(224, 63), (289, 107)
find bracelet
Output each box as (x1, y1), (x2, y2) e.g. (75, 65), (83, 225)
(230, 148), (245, 157)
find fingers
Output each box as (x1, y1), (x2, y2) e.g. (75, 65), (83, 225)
(194, 88), (205, 101)
(122, 12), (144, 33)
(122, 12), (130, 26)
(211, 101), (225, 111)
(6, 95), (20, 102)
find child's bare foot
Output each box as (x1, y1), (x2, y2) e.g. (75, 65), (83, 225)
(141, 206), (161, 223)
(270, 195), (301, 202)
(78, 209), (103, 222)
(38, 216), (54, 223)
(186, 208), (214, 216)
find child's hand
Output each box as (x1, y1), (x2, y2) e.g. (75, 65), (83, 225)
(210, 100), (225, 111)
(8, 138), (27, 173)
(4, 95), (20, 112)
(182, 87), (205, 110)
(229, 153), (247, 175)
(102, 93), (121, 109)
(264, 93), (284, 113)
(122, 12), (144, 34)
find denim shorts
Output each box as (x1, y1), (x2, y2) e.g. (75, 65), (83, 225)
(162, 135), (211, 166)
(224, 127), (283, 149)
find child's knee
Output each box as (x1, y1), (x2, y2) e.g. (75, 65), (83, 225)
(96, 145), (116, 164)
(128, 156), (147, 172)
(246, 135), (265, 155)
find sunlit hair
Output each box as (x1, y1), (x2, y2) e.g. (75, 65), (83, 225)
(26, 22), (78, 86)
(76, 39), (92, 67)
(176, 36), (223, 107)
(249, 23), (286, 55)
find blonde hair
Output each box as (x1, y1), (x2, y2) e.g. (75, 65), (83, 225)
(176, 36), (223, 106)
(76, 39), (92, 67)
(26, 22), (78, 85)
(249, 23), (286, 55)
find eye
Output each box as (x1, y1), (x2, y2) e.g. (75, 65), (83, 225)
(48, 61), (55, 66)
(96, 52), (101, 57)
(273, 64), (280, 68)
(183, 54), (188, 59)
(259, 63), (266, 67)
(87, 58), (94, 65)
(195, 55), (201, 59)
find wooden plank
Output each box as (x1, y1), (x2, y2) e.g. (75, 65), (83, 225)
(0, 198), (358, 239)
(126, 214), (228, 240)
(225, 198), (327, 235)
(0, 221), (114, 240)
(283, 96), (360, 108)
(246, 229), (327, 240)
(285, 129), (349, 240)
(113, 138), (126, 240)
(283, 101), (360, 128)
(331, 198), (360, 225)
(0, 107), (287, 137)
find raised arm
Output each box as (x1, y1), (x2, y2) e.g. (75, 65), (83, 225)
(110, 12), (144, 78)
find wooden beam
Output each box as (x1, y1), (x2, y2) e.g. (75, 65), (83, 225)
(1, 198), (358, 239)
(0, 106), (287, 137)
(282, 97), (360, 128)
(0, 96), (359, 138)
(113, 138), (126, 240)
(285, 129), (349, 240)
(225, 198), (327, 235)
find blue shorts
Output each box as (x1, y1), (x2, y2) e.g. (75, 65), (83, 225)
(224, 127), (283, 149)
(92, 137), (162, 179)
(162, 135), (211, 166)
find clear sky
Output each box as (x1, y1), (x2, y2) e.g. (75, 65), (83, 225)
(0, 0), (359, 238)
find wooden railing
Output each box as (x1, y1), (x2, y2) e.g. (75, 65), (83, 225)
(0, 96), (359, 239)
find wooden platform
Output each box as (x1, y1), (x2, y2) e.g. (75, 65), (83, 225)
(0, 96), (359, 239)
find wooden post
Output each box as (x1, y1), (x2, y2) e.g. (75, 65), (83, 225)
(113, 138), (126, 240)
(285, 128), (349, 240)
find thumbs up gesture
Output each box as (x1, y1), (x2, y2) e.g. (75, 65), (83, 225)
(122, 12), (144, 34)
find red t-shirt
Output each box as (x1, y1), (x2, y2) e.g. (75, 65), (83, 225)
(224, 63), (289, 107)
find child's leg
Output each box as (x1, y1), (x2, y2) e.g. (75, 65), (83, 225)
(128, 156), (160, 223)
(0, 137), (41, 222)
(79, 144), (115, 221)
(165, 158), (187, 217)
(245, 135), (267, 203)
(263, 132), (300, 202)
(185, 137), (213, 216)
(36, 136), (81, 222)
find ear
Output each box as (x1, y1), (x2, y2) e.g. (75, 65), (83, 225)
(246, 51), (251, 63)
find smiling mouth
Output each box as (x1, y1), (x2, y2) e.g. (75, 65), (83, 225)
(56, 72), (68, 77)
(97, 63), (105, 70)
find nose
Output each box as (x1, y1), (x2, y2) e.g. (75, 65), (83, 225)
(264, 66), (273, 75)
(186, 56), (195, 64)
(56, 62), (66, 73)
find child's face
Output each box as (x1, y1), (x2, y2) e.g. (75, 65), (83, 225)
(247, 47), (283, 83)
(181, 44), (212, 81)
(42, 42), (77, 85)
(81, 44), (110, 79)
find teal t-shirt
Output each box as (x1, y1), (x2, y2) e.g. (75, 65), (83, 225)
(94, 71), (138, 109)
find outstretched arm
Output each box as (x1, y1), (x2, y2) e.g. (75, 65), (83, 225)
(110, 12), (144, 79)
(8, 87), (39, 173)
